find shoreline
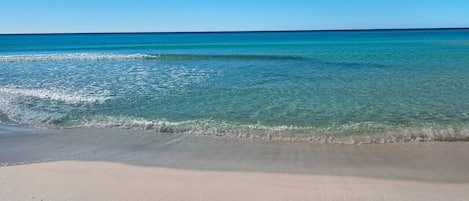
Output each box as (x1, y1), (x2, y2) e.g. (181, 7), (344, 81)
(1, 126), (469, 200)
(2, 28), (469, 201)
(1, 126), (469, 183)
(2, 160), (469, 201)
(1, 122), (469, 145)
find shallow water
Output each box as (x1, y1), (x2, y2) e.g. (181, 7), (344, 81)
(1, 30), (469, 143)
(1, 126), (469, 183)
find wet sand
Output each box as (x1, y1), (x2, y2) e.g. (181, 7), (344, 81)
(1, 125), (469, 200)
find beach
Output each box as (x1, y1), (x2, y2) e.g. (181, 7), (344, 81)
(2, 0), (469, 199)
(2, 161), (469, 201)
(1, 30), (469, 200)
(1, 126), (469, 201)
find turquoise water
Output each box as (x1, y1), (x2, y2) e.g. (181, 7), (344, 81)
(1, 30), (469, 143)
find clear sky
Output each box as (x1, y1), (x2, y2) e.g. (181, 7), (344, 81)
(1, 0), (469, 34)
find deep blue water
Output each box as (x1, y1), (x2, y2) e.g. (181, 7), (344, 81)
(1, 30), (469, 143)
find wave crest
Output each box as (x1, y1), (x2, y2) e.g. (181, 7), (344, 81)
(0, 53), (306, 63)
(75, 116), (469, 144)
(1, 112), (469, 144)
(0, 53), (159, 62)
(0, 87), (111, 104)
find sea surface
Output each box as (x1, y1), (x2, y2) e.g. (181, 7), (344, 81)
(1, 29), (469, 143)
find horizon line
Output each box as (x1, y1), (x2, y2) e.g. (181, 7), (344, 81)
(1, 27), (468, 35)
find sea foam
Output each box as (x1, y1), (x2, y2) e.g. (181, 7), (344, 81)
(0, 86), (112, 127)
(0, 53), (159, 62)
(76, 115), (469, 144)
(0, 87), (111, 104)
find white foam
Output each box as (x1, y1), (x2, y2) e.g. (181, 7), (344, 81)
(0, 53), (158, 62)
(75, 115), (469, 144)
(0, 87), (111, 104)
(0, 86), (113, 128)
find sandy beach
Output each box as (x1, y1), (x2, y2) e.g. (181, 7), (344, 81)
(1, 127), (469, 201)
(2, 160), (469, 201)
(2, 1), (469, 200)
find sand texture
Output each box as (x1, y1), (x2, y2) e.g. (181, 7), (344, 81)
(1, 161), (469, 201)
(1, 127), (469, 201)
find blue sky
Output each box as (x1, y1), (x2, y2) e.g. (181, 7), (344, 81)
(1, 0), (468, 33)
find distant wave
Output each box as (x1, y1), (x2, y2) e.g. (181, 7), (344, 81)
(154, 54), (305, 61)
(0, 53), (159, 62)
(0, 53), (305, 62)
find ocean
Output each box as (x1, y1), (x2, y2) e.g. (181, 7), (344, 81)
(1, 29), (469, 143)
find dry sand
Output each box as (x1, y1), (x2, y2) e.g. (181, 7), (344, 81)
(1, 160), (469, 201)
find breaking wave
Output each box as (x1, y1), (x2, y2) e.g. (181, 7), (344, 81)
(0, 53), (159, 62)
(0, 87), (111, 104)
(57, 116), (469, 144)
(1, 107), (468, 144)
(0, 86), (112, 127)
(0, 53), (305, 62)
